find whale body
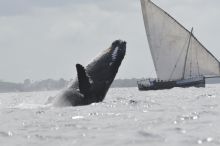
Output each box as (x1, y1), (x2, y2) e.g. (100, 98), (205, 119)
(51, 40), (126, 106)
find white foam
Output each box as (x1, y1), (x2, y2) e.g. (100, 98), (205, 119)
(12, 103), (51, 109)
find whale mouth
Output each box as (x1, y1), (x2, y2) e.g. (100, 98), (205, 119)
(110, 40), (126, 64)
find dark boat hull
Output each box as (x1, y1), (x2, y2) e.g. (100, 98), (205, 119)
(137, 77), (205, 91)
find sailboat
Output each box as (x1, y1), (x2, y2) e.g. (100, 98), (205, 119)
(137, 0), (220, 91)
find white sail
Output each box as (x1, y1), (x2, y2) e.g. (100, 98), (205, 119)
(140, 0), (220, 81)
(184, 36), (220, 78)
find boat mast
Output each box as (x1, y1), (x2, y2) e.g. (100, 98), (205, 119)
(182, 27), (194, 79)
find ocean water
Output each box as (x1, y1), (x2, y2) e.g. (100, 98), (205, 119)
(0, 85), (220, 146)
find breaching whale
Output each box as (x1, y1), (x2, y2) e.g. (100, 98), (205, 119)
(51, 40), (126, 106)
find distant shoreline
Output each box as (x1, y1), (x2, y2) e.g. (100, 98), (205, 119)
(0, 78), (219, 93)
(0, 78), (141, 93)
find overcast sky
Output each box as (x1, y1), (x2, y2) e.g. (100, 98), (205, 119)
(0, 0), (220, 82)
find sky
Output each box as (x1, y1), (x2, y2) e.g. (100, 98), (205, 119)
(0, 0), (220, 82)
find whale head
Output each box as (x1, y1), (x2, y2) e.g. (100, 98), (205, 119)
(81, 40), (126, 103)
(86, 40), (126, 82)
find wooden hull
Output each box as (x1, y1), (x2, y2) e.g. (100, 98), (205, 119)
(137, 77), (205, 91)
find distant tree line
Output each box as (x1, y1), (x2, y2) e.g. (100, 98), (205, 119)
(0, 78), (140, 93)
(0, 78), (69, 93)
(111, 78), (140, 88)
(0, 77), (219, 93)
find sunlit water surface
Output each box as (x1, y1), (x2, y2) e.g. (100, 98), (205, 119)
(0, 85), (220, 146)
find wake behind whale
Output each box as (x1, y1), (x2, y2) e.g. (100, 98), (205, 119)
(48, 40), (126, 106)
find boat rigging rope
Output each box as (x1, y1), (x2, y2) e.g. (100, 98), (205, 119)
(169, 37), (189, 80)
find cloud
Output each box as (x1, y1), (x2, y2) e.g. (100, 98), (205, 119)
(0, 0), (219, 82)
(0, 0), (138, 16)
(0, 0), (148, 82)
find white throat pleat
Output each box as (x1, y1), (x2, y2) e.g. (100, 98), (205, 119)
(112, 47), (119, 62)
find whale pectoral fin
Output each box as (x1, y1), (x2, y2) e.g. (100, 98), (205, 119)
(76, 64), (91, 96)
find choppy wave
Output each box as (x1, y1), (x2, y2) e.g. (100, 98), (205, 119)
(0, 85), (220, 146)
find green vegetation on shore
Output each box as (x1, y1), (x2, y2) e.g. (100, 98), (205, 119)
(1, 78), (219, 93)
(0, 78), (140, 93)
